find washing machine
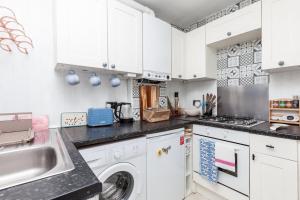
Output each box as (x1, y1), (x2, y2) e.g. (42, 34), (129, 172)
(79, 137), (146, 200)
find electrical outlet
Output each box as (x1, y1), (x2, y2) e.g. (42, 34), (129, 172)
(61, 112), (87, 127)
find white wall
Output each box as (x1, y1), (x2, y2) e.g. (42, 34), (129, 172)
(269, 70), (300, 99)
(0, 0), (128, 127)
(167, 80), (217, 114)
(182, 80), (217, 108)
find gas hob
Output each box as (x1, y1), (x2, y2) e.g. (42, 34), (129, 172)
(199, 116), (265, 128)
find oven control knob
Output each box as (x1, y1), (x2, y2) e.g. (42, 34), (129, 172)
(114, 151), (122, 160)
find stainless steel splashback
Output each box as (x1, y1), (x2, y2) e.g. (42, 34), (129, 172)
(217, 85), (269, 120)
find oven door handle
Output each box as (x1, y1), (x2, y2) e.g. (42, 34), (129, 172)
(218, 153), (238, 177)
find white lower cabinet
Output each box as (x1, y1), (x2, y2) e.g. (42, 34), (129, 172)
(250, 135), (298, 200)
(250, 153), (298, 200)
(147, 129), (185, 200)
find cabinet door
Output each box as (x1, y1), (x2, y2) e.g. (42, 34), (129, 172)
(171, 28), (186, 79)
(147, 131), (185, 200)
(108, 0), (142, 74)
(206, 2), (261, 46)
(143, 14), (172, 74)
(185, 26), (206, 79)
(250, 153), (298, 200)
(262, 0), (300, 70)
(56, 0), (108, 69)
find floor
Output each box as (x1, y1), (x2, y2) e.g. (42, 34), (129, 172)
(186, 193), (210, 200)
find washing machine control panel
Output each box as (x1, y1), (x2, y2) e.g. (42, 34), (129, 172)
(113, 150), (123, 161)
(79, 137), (146, 168)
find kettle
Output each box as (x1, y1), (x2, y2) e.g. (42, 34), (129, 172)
(117, 103), (134, 123)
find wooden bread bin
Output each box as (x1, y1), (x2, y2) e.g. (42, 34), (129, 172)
(143, 109), (170, 123)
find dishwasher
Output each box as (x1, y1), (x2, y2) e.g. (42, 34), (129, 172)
(146, 128), (185, 200)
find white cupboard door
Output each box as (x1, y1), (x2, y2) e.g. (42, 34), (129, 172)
(143, 14), (172, 74)
(262, 0), (300, 70)
(206, 2), (261, 46)
(171, 28), (186, 79)
(185, 26), (206, 79)
(147, 132), (185, 200)
(56, 0), (108, 69)
(250, 153), (298, 200)
(108, 0), (142, 74)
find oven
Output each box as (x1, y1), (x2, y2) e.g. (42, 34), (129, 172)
(193, 125), (250, 197)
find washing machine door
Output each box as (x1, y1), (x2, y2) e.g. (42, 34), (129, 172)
(98, 163), (141, 200)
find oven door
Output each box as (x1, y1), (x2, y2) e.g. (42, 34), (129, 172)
(193, 134), (250, 196)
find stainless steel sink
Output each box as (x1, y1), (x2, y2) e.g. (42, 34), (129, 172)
(0, 129), (74, 190)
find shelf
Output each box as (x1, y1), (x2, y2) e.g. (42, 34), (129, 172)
(270, 108), (299, 111)
(270, 120), (299, 125)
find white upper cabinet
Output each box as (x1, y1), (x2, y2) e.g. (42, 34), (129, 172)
(108, 0), (142, 74)
(143, 14), (172, 76)
(55, 0), (142, 74)
(171, 28), (186, 79)
(55, 0), (108, 69)
(262, 0), (300, 71)
(206, 1), (261, 48)
(185, 26), (216, 80)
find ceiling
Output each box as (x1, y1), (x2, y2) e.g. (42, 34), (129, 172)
(135, 0), (241, 29)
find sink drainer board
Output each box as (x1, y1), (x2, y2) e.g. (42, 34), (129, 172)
(0, 129), (34, 147)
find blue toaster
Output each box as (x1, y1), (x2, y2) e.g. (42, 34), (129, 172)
(87, 108), (114, 127)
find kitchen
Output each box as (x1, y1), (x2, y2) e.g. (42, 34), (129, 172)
(0, 0), (300, 199)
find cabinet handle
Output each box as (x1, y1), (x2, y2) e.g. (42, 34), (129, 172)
(162, 146), (171, 154)
(252, 154), (255, 161)
(178, 75), (182, 78)
(266, 145), (275, 149)
(227, 32), (232, 37)
(111, 64), (116, 69)
(102, 63), (107, 68)
(193, 74), (197, 78)
(278, 61), (285, 66)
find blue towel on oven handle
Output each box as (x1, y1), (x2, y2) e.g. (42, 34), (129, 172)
(199, 138), (218, 183)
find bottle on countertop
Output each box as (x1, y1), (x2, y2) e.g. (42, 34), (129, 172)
(174, 92), (179, 115)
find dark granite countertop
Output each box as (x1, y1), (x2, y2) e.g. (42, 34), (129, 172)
(63, 119), (191, 148)
(0, 129), (101, 200)
(63, 117), (300, 150)
(179, 116), (300, 140)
